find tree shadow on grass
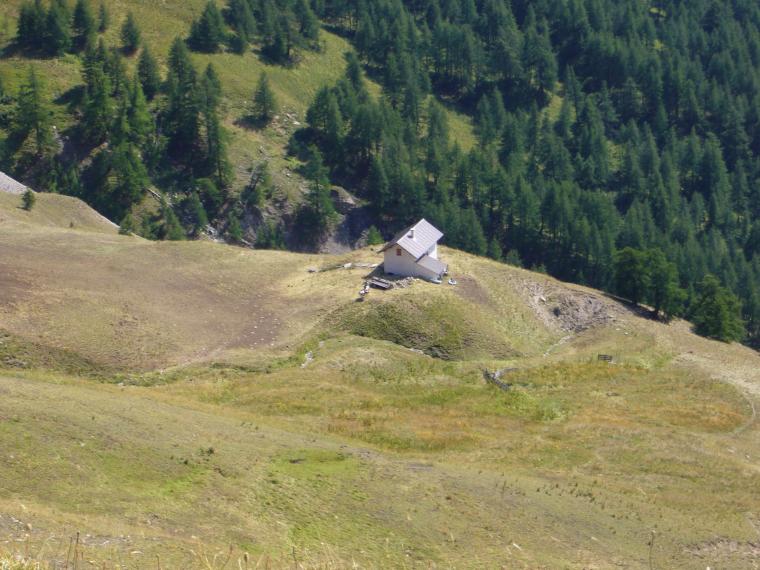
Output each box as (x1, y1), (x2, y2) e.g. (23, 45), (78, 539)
(601, 291), (663, 322)
(1, 41), (62, 61)
(233, 115), (270, 131)
(54, 85), (85, 113)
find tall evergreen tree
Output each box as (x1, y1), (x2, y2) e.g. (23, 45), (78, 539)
(45, 0), (72, 56)
(691, 275), (745, 342)
(81, 61), (113, 145)
(613, 247), (650, 305)
(17, 0), (47, 51)
(188, 191), (209, 235)
(201, 65), (231, 187)
(165, 38), (201, 163)
(120, 12), (141, 55)
(14, 67), (53, 156)
(98, 1), (109, 32)
(252, 72), (278, 124)
(299, 145), (336, 236)
(188, 1), (226, 53)
(646, 248), (683, 320)
(72, 0), (97, 50)
(127, 77), (153, 146)
(137, 44), (161, 100)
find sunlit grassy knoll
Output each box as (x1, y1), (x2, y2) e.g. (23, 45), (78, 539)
(0, 191), (118, 234)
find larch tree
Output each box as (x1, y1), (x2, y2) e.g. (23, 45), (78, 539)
(252, 72), (278, 125)
(137, 45), (161, 100)
(120, 13), (141, 55)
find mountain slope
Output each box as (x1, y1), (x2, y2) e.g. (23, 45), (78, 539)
(0, 189), (117, 233)
(2, 192), (760, 569)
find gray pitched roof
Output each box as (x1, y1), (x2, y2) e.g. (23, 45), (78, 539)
(418, 254), (447, 274)
(380, 219), (443, 260)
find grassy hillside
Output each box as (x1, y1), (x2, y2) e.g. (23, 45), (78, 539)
(2, 193), (760, 568)
(0, 191), (117, 233)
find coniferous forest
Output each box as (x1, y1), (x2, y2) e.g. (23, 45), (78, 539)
(2, 0), (760, 344)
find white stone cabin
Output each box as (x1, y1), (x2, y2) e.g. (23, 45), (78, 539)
(380, 219), (447, 281)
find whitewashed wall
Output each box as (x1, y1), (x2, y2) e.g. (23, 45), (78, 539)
(383, 247), (439, 280)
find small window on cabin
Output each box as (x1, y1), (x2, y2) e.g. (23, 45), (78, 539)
(396, 247), (402, 256)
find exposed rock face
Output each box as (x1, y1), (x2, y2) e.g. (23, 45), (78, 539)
(320, 187), (374, 254)
(523, 280), (619, 333)
(330, 186), (357, 215)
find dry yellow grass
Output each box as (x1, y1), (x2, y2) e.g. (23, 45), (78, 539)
(1, 195), (760, 568)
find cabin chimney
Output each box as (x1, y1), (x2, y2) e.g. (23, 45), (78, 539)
(409, 229), (415, 238)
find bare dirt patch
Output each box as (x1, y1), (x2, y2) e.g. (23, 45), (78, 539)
(455, 275), (492, 305)
(521, 279), (621, 333)
(685, 538), (760, 562)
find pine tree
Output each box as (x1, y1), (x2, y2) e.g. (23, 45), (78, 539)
(300, 145), (336, 236)
(45, 1), (72, 56)
(22, 189), (36, 210)
(199, 64), (231, 186)
(120, 13), (141, 55)
(487, 237), (503, 260)
(165, 38), (201, 162)
(646, 248), (684, 320)
(229, 29), (248, 54)
(110, 99), (132, 147)
(17, 1), (47, 51)
(188, 1), (226, 53)
(196, 178), (223, 218)
(203, 94), (231, 187)
(614, 247), (650, 305)
(367, 155), (390, 212)
(119, 212), (136, 235)
(252, 72), (278, 124)
(344, 51), (367, 98)
(263, 17), (291, 63)
(294, 0), (320, 45)
(188, 191), (209, 235)
(522, 17), (557, 101)
(81, 63), (113, 144)
(98, 1), (109, 32)
(366, 225), (383, 246)
(104, 45), (129, 97)
(137, 45), (161, 100)
(244, 161), (272, 206)
(227, 0), (256, 38)
(127, 77), (153, 145)
(109, 142), (148, 219)
(227, 210), (243, 242)
(691, 275), (745, 342)
(202, 63), (222, 108)
(14, 67), (53, 155)
(256, 220), (285, 249)
(73, 0), (97, 50)
(161, 204), (185, 241)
